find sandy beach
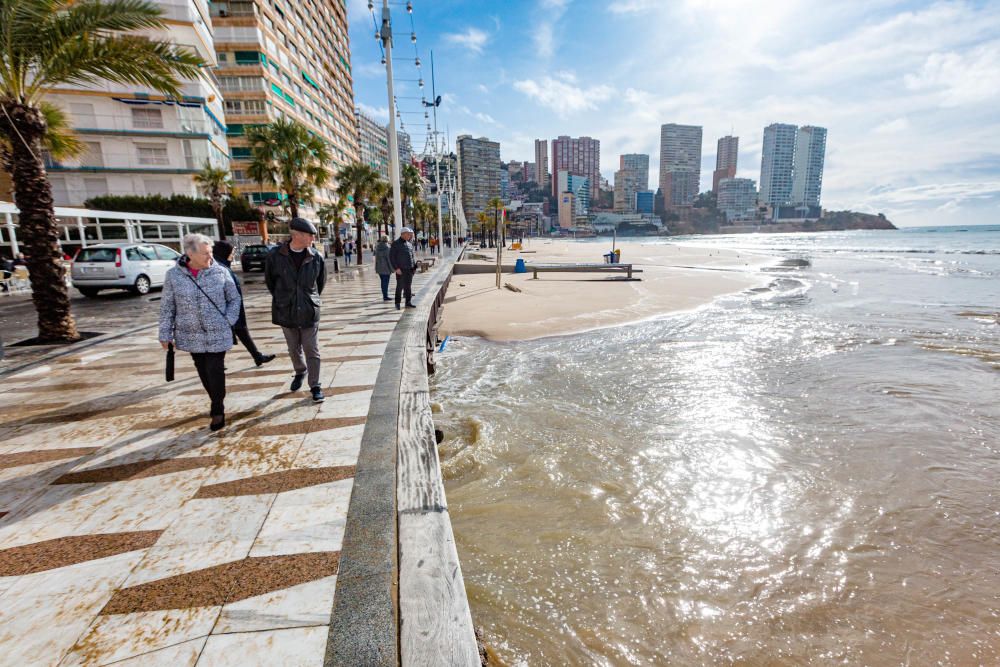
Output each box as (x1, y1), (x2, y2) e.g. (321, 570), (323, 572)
(439, 239), (774, 341)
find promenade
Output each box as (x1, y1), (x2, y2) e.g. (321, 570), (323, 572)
(0, 257), (456, 666)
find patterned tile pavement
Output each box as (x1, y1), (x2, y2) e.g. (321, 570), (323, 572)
(0, 261), (441, 666)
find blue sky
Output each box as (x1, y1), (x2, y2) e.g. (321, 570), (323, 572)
(348, 0), (1000, 227)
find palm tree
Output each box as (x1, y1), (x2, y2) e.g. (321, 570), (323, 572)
(245, 118), (331, 219)
(369, 179), (393, 237)
(0, 0), (202, 342)
(334, 162), (380, 264)
(317, 197), (348, 239)
(476, 212), (490, 246)
(488, 197), (505, 247)
(400, 163), (422, 229)
(194, 161), (232, 239)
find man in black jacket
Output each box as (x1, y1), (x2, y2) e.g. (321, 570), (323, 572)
(265, 218), (327, 402)
(389, 226), (417, 310)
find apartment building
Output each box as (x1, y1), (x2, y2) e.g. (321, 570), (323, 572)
(42, 0), (229, 206)
(211, 0), (358, 214)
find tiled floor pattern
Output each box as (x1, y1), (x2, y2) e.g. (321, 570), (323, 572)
(0, 264), (438, 666)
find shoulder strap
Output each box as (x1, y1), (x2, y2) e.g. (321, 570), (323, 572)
(183, 269), (227, 320)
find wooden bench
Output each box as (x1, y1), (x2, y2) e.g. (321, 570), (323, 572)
(527, 262), (635, 280)
(416, 257), (437, 272)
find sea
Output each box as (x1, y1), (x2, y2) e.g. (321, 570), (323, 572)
(431, 225), (1000, 666)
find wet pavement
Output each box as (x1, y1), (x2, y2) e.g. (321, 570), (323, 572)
(0, 258), (443, 666)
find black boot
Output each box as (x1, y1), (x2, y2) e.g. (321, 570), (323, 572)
(255, 353), (275, 367)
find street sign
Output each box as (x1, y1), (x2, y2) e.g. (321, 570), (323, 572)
(233, 221), (260, 236)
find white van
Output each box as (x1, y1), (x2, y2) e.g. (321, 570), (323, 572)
(71, 242), (181, 297)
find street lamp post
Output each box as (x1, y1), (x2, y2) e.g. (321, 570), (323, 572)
(380, 1), (404, 238)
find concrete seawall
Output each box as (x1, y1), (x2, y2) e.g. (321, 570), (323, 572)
(327, 252), (479, 665)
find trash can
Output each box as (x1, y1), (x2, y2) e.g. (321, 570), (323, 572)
(603, 252), (615, 264)
(514, 258), (527, 274)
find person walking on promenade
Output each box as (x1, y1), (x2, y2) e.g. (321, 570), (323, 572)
(265, 218), (327, 403)
(332, 236), (344, 273)
(212, 240), (275, 368)
(389, 226), (417, 310)
(344, 239), (354, 266)
(159, 233), (241, 431)
(374, 234), (392, 302)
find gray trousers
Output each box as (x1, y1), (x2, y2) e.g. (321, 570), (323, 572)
(282, 325), (321, 388)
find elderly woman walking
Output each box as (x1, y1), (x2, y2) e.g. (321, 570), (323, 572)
(374, 234), (392, 301)
(159, 233), (242, 431)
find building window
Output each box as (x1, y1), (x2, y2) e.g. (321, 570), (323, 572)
(132, 108), (163, 129)
(231, 147), (252, 158)
(84, 177), (108, 199)
(80, 142), (104, 168)
(136, 144), (169, 166)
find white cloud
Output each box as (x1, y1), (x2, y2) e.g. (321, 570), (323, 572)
(607, 0), (658, 13)
(357, 102), (389, 123)
(445, 27), (489, 54)
(533, 23), (555, 59)
(873, 117), (910, 134)
(513, 77), (614, 117)
(903, 42), (1000, 107)
(475, 113), (498, 125)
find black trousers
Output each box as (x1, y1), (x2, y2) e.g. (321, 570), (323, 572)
(191, 351), (226, 416)
(233, 324), (261, 361)
(394, 269), (414, 305)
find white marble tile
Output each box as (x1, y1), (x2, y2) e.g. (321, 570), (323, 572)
(61, 607), (219, 667)
(101, 636), (207, 667)
(295, 426), (365, 469)
(249, 481), (352, 558)
(328, 366), (379, 388)
(156, 496), (274, 546)
(214, 575), (337, 634)
(197, 625), (328, 666)
(124, 539), (253, 587)
(315, 394), (371, 418)
(0, 588), (109, 667)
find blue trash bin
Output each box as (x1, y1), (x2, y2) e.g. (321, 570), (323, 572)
(514, 258), (527, 274)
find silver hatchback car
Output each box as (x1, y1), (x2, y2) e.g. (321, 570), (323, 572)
(71, 242), (181, 297)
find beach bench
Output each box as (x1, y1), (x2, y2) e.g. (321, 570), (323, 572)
(417, 257), (437, 272)
(526, 262), (635, 280)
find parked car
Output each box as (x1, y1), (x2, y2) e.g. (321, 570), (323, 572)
(239, 244), (275, 272)
(71, 242), (181, 297)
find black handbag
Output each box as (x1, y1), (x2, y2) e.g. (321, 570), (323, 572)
(165, 343), (175, 382)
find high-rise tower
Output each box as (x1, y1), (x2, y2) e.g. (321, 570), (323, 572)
(712, 135), (739, 193)
(659, 124), (702, 208)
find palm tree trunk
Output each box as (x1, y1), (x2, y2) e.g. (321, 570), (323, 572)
(1, 101), (79, 342)
(211, 191), (225, 240)
(288, 191), (299, 219)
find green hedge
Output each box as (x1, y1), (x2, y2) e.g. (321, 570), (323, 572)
(83, 194), (260, 235)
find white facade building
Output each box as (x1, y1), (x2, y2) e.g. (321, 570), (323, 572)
(791, 126), (827, 207)
(718, 177), (758, 221)
(759, 123), (797, 206)
(44, 0), (229, 206)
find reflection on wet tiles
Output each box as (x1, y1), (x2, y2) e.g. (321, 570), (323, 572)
(195, 466), (355, 498)
(101, 552), (340, 614)
(0, 447), (101, 470)
(180, 382), (284, 397)
(245, 416), (366, 437)
(272, 385), (374, 400)
(28, 405), (157, 424)
(0, 531), (163, 575)
(51, 456), (220, 485)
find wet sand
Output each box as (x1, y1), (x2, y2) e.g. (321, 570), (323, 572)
(440, 239), (774, 341)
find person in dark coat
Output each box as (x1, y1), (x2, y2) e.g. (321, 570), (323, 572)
(213, 240), (274, 367)
(265, 218), (327, 402)
(389, 226), (417, 310)
(332, 236), (344, 273)
(374, 234), (392, 301)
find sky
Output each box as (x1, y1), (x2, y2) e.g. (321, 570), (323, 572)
(347, 0), (1000, 227)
